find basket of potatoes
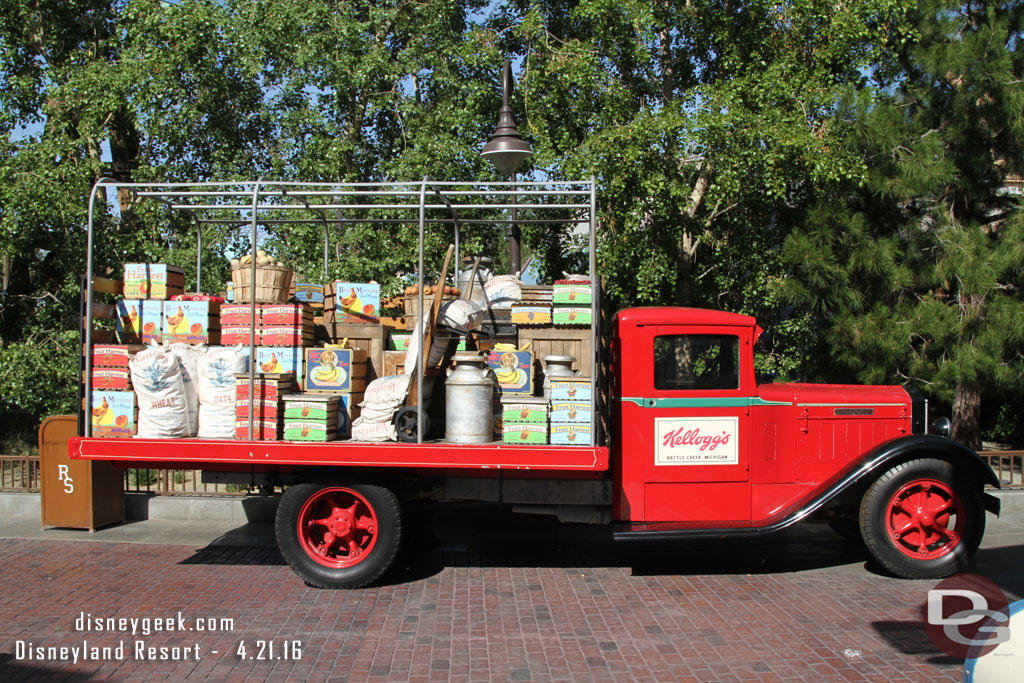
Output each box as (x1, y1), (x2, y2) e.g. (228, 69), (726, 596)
(230, 251), (293, 303)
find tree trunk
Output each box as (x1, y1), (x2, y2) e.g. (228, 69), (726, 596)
(675, 161), (712, 307)
(952, 382), (982, 450)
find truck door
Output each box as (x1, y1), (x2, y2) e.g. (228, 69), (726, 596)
(619, 325), (754, 523)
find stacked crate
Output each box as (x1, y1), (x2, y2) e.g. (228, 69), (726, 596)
(292, 284), (327, 342)
(88, 344), (142, 438)
(220, 303), (259, 346)
(500, 397), (549, 444)
(322, 282), (385, 379)
(511, 285), (553, 326)
(234, 373), (297, 440)
(260, 303), (314, 346)
(548, 377), (593, 445)
(552, 280), (592, 326)
(282, 394), (341, 442)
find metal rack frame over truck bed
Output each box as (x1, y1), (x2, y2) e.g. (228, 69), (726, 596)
(75, 178), (607, 471)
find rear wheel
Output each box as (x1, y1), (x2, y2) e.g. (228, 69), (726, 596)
(860, 458), (983, 579)
(276, 482), (402, 588)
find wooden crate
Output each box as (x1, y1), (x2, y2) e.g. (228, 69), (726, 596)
(384, 350), (406, 377)
(323, 322), (386, 380)
(516, 326), (595, 383)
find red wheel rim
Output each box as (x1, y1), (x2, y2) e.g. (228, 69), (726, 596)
(297, 487), (379, 568)
(885, 478), (964, 560)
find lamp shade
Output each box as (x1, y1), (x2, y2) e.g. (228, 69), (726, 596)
(481, 60), (533, 175)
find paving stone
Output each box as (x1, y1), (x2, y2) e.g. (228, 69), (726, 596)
(4, 504), (1016, 682)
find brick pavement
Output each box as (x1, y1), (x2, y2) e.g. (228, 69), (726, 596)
(0, 506), (1013, 682)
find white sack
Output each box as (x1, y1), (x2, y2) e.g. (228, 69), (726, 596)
(483, 274), (522, 307)
(350, 417), (396, 442)
(362, 373), (413, 403)
(165, 342), (203, 436)
(439, 299), (485, 332)
(130, 347), (190, 438)
(197, 345), (247, 439)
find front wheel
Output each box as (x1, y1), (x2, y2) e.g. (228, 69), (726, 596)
(860, 458), (984, 579)
(276, 482), (402, 589)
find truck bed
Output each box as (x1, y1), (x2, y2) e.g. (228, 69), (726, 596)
(69, 437), (610, 472)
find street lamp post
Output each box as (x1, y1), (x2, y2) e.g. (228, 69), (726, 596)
(481, 59), (532, 275)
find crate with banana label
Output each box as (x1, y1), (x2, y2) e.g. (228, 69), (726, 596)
(304, 347), (368, 393)
(486, 347), (534, 396)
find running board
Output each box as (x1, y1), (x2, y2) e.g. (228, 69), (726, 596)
(613, 521), (780, 542)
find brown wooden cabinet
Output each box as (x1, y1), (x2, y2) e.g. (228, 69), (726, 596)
(39, 415), (123, 531)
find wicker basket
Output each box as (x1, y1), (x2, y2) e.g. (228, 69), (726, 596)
(231, 265), (293, 303)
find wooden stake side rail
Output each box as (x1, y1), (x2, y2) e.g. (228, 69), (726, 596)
(69, 437), (610, 472)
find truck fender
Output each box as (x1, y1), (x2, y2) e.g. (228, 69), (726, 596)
(846, 434), (1001, 516)
(853, 434), (1000, 490)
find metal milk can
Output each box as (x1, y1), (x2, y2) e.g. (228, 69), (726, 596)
(445, 352), (495, 443)
(542, 355), (577, 398)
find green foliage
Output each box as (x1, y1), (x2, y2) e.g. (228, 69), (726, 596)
(0, 331), (79, 419)
(2, 0), (1021, 450)
(782, 1), (1024, 448)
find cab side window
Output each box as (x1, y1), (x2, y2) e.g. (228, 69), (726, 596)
(654, 335), (739, 391)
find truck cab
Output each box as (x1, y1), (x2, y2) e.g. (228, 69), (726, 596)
(611, 307), (999, 579)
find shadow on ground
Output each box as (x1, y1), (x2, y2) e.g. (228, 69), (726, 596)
(180, 502), (875, 585)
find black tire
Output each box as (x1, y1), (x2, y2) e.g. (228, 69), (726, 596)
(860, 458), (984, 579)
(275, 482), (403, 589)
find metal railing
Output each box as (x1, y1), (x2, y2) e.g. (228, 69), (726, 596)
(122, 469), (249, 496)
(980, 450), (1024, 490)
(0, 454), (40, 491)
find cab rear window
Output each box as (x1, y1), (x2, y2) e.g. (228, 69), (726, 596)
(654, 335), (739, 390)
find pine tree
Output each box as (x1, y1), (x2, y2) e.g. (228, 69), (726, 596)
(784, 1), (1024, 449)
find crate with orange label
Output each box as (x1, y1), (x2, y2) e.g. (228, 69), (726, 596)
(115, 299), (164, 344)
(163, 300), (220, 345)
(123, 263), (185, 300)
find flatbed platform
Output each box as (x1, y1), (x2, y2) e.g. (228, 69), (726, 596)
(70, 437), (610, 472)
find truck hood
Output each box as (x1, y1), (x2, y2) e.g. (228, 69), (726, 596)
(757, 383), (910, 406)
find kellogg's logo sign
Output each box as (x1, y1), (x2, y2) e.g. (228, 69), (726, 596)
(655, 417), (739, 465)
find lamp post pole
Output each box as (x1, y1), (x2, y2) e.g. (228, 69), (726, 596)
(481, 59), (532, 275)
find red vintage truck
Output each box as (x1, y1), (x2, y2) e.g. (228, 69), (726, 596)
(68, 179), (999, 589)
(70, 305), (1000, 588)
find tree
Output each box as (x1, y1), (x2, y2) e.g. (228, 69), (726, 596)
(783, 1), (1024, 448)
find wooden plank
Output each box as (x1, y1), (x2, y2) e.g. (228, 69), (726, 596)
(87, 302), (117, 320)
(91, 277), (123, 295)
(517, 326), (592, 341)
(519, 326), (595, 377)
